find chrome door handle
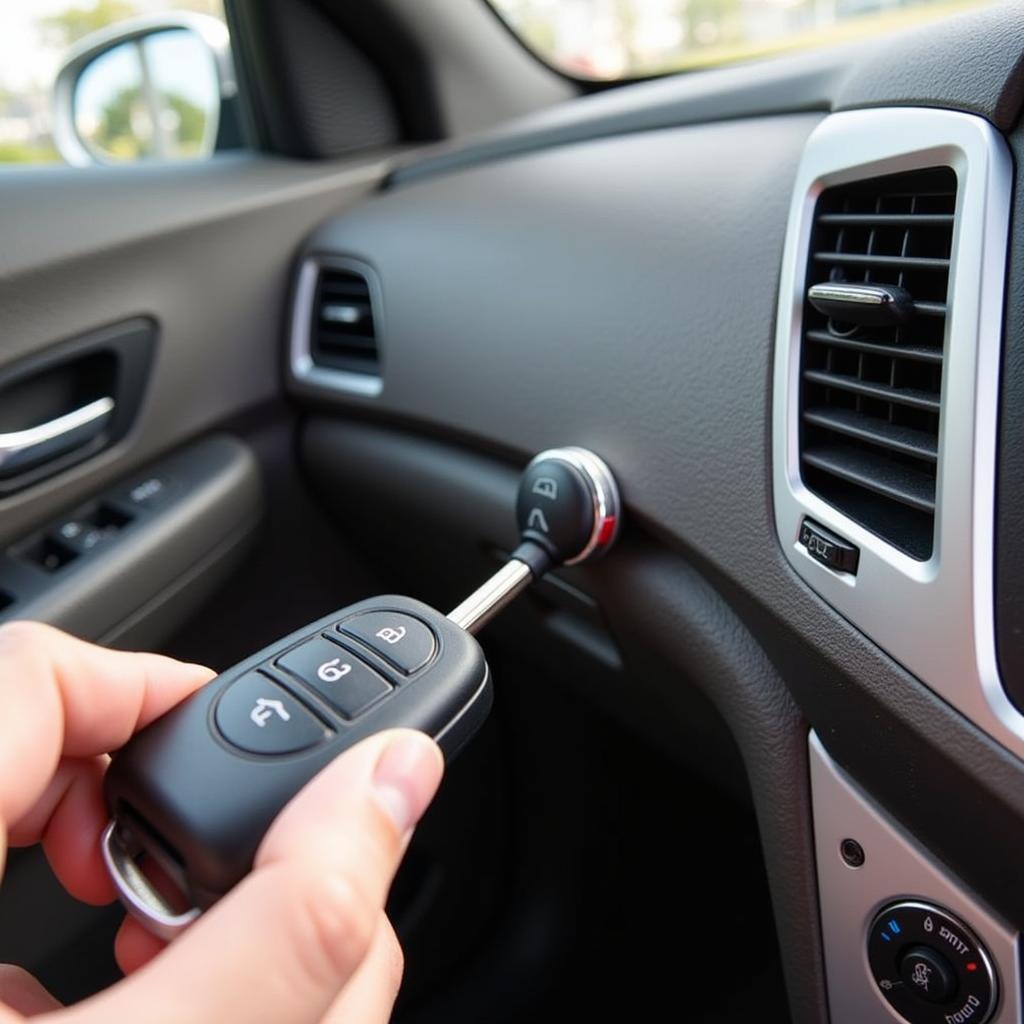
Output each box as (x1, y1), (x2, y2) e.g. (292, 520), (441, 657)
(0, 396), (114, 478)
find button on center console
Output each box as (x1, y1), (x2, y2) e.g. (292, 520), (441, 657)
(215, 674), (330, 755)
(276, 636), (391, 719)
(338, 611), (436, 674)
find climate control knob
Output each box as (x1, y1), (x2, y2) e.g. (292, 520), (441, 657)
(898, 945), (958, 1004)
(867, 901), (997, 1024)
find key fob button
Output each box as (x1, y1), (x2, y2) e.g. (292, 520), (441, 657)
(338, 612), (436, 674)
(277, 637), (392, 719)
(215, 673), (330, 755)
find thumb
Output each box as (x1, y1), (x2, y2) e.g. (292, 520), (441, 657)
(49, 730), (442, 1024)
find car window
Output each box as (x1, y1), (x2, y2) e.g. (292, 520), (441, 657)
(0, 0), (230, 167)
(488, 0), (996, 81)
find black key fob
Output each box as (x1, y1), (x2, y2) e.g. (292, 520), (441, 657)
(102, 595), (491, 937)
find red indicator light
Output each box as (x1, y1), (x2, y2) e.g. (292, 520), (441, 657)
(596, 516), (617, 546)
(966, 963), (978, 972)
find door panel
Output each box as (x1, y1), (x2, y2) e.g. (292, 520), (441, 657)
(0, 148), (404, 1001)
(0, 152), (395, 548)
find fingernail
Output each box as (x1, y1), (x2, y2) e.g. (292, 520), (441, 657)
(372, 731), (443, 834)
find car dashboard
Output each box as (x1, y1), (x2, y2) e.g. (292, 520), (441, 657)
(281, 9), (1024, 1022)
(0, 5), (1022, 1022)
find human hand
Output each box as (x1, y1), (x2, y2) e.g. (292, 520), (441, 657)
(0, 622), (443, 1023)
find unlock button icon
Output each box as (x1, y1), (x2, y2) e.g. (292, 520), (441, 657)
(339, 612), (436, 675)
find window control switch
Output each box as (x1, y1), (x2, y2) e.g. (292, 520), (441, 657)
(16, 534), (78, 573)
(103, 594), (491, 925)
(53, 503), (134, 556)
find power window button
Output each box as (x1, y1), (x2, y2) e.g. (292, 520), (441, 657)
(339, 612), (436, 674)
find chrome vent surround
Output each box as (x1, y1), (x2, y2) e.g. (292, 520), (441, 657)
(772, 110), (1020, 759)
(800, 167), (956, 561)
(289, 256), (384, 398)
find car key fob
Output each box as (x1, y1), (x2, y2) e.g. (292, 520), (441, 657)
(102, 595), (491, 937)
(102, 446), (621, 939)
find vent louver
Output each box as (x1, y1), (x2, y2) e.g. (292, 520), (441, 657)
(799, 167), (956, 560)
(310, 266), (380, 375)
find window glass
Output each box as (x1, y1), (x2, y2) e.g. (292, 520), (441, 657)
(0, 0), (227, 166)
(488, 0), (995, 81)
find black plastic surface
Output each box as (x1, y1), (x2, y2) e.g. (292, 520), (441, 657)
(105, 595), (491, 908)
(277, 636), (393, 717)
(0, 435), (262, 645)
(994, 129), (1024, 715)
(898, 946), (957, 1005)
(798, 519), (859, 575)
(516, 457), (591, 565)
(216, 673), (331, 755)
(226, 0), (401, 157)
(340, 610), (436, 673)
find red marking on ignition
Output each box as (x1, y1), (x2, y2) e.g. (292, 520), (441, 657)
(596, 517), (617, 546)
(966, 963), (978, 972)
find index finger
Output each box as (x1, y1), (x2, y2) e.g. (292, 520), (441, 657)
(0, 621), (214, 828)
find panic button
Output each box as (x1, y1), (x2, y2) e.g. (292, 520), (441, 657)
(215, 673), (329, 755)
(339, 612), (436, 675)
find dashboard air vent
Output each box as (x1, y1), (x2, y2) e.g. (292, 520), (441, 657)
(310, 266), (379, 375)
(799, 167), (956, 560)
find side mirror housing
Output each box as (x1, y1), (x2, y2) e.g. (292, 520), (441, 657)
(52, 13), (237, 166)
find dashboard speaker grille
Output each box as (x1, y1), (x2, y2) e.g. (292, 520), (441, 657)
(799, 167), (956, 560)
(310, 266), (380, 375)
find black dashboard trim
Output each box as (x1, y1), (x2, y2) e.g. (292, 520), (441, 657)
(290, 111), (1024, 940)
(995, 131), (1024, 712)
(388, 4), (1024, 190)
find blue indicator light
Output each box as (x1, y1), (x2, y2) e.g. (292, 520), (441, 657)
(888, 920), (901, 935)
(881, 932), (891, 942)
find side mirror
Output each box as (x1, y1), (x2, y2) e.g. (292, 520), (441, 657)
(52, 13), (237, 167)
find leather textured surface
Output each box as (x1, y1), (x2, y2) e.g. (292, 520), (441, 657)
(833, 2), (1024, 130)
